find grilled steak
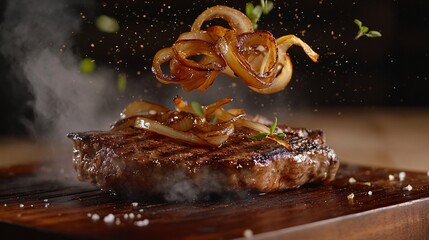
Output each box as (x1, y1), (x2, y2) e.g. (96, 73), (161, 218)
(68, 122), (339, 200)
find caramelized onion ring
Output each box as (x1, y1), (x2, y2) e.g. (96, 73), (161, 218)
(237, 31), (278, 75)
(152, 48), (217, 91)
(152, 47), (180, 84)
(172, 39), (225, 71)
(250, 54), (293, 94)
(277, 35), (319, 63)
(178, 31), (214, 42)
(217, 31), (275, 89)
(191, 5), (253, 34)
(152, 5), (319, 94)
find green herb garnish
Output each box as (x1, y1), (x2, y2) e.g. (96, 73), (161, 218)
(191, 101), (204, 117)
(79, 57), (96, 74)
(209, 115), (218, 125)
(95, 15), (120, 33)
(251, 132), (269, 140)
(246, 0), (274, 29)
(251, 117), (285, 140)
(354, 19), (382, 40)
(117, 73), (127, 92)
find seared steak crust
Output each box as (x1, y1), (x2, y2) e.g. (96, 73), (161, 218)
(68, 125), (339, 198)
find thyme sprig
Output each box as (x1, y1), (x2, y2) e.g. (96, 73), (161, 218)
(251, 117), (285, 140)
(354, 19), (382, 40)
(245, 0), (274, 29)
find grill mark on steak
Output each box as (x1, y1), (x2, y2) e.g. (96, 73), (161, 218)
(68, 124), (339, 199)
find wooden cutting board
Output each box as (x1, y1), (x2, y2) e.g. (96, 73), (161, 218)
(0, 163), (428, 240)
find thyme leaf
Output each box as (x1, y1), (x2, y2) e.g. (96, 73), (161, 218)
(251, 117), (285, 140)
(191, 101), (204, 117)
(251, 132), (269, 139)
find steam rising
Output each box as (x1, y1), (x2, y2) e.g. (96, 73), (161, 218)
(0, 1), (265, 202)
(0, 0), (241, 202)
(0, 0), (118, 141)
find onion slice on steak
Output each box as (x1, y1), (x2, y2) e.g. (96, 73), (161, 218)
(121, 100), (169, 118)
(135, 117), (207, 145)
(120, 97), (291, 150)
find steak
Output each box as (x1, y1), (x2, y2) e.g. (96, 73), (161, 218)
(68, 121), (339, 201)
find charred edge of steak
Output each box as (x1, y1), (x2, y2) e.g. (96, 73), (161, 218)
(67, 125), (339, 200)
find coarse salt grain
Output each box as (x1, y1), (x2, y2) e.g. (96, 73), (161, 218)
(91, 214), (100, 222)
(368, 191), (373, 196)
(87, 213), (92, 218)
(132, 202), (139, 207)
(134, 219), (149, 227)
(388, 174), (395, 181)
(348, 177), (356, 184)
(139, 209), (144, 212)
(44, 203), (50, 208)
(104, 214), (115, 224)
(243, 229), (253, 238)
(347, 193), (354, 201)
(129, 213), (135, 219)
(363, 182), (371, 186)
(115, 218), (121, 225)
(399, 171), (406, 181)
(3, 204), (7, 207)
(403, 185), (413, 191)
(43, 199), (48, 202)
(124, 213), (129, 220)
(19, 204), (24, 208)
(427, 171), (429, 177)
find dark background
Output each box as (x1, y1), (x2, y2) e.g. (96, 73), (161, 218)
(0, 0), (428, 137)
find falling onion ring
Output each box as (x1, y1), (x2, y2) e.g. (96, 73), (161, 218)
(151, 5), (319, 94)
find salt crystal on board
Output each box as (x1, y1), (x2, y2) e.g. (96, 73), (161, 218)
(104, 214), (115, 224)
(403, 185), (413, 191)
(134, 219), (149, 227)
(399, 171), (406, 181)
(243, 229), (254, 238)
(348, 177), (357, 184)
(91, 214), (100, 222)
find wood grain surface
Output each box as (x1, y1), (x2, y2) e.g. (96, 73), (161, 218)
(0, 163), (428, 240)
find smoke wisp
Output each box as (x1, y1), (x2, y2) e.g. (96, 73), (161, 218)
(0, 0), (118, 142)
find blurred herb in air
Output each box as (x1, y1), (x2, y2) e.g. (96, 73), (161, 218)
(354, 19), (382, 40)
(79, 57), (96, 74)
(79, 15), (119, 73)
(95, 15), (120, 33)
(246, 0), (274, 29)
(79, 14), (124, 92)
(117, 73), (127, 92)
